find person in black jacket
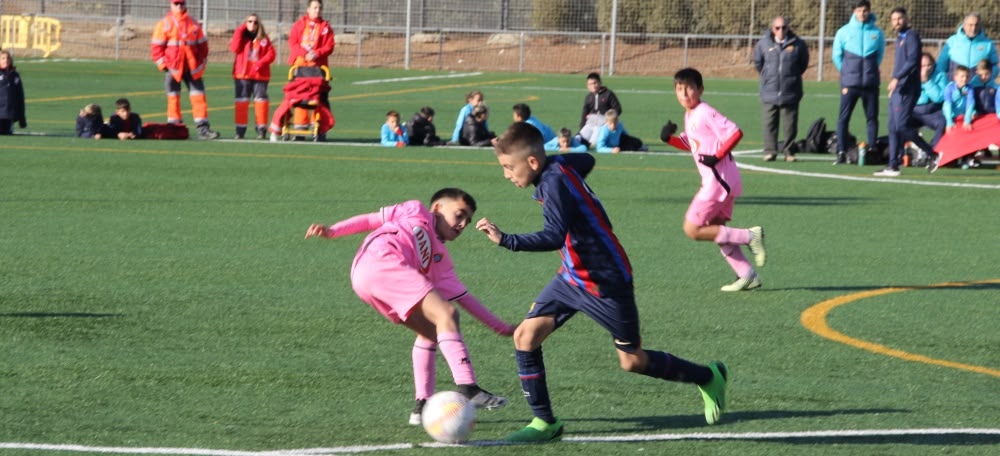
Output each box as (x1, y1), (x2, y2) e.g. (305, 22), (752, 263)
(753, 17), (809, 162)
(76, 104), (105, 139)
(577, 72), (622, 146)
(460, 104), (495, 147)
(406, 106), (444, 146)
(0, 50), (27, 135)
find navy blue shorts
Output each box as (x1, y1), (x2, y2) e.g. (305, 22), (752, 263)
(528, 277), (641, 353)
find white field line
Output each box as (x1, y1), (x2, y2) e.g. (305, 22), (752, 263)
(738, 162), (1000, 189)
(4, 428), (1000, 455)
(352, 72), (483, 85)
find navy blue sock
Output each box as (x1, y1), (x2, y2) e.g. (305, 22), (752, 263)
(642, 350), (713, 385)
(515, 348), (556, 424)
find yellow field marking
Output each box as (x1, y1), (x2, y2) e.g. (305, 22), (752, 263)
(800, 279), (1000, 378)
(328, 77), (533, 102)
(2, 143), (492, 167)
(2, 143), (696, 177)
(31, 77), (533, 121)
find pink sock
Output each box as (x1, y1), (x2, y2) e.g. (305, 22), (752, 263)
(719, 243), (754, 278)
(714, 226), (751, 245)
(412, 337), (437, 400)
(437, 331), (476, 386)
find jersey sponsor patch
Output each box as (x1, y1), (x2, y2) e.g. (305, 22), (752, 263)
(413, 226), (433, 272)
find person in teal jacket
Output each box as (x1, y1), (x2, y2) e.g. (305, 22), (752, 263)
(594, 109), (643, 153)
(381, 110), (409, 147)
(936, 13), (998, 89)
(513, 103), (556, 143)
(831, 0), (885, 164)
(544, 128), (588, 153)
(942, 66), (976, 131)
(912, 52), (948, 148)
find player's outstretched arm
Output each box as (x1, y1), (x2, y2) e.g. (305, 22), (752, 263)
(305, 212), (383, 239)
(455, 294), (516, 336)
(476, 218), (504, 245)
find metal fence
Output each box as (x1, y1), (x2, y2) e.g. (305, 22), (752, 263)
(0, 0), (986, 80)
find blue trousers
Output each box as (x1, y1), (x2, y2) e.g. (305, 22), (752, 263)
(888, 90), (935, 170)
(837, 86), (879, 153)
(911, 103), (946, 147)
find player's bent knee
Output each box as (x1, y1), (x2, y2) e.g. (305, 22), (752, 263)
(512, 319), (550, 351)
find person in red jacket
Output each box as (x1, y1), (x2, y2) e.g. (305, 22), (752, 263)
(230, 13), (276, 140)
(150, 0), (219, 140)
(287, 0), (335, 127)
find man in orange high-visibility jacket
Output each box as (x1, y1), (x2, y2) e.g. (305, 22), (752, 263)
(287, 0), (335, 130)
(151, 0), (220, 140)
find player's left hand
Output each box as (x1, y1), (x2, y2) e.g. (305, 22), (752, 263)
(305, 223), (329, 239)
(660, 121), (677, 142)
(699, 155), (720, 167)
(475, 218), (503, 244)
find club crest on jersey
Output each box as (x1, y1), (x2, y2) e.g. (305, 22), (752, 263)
(413, 226), (433, 272)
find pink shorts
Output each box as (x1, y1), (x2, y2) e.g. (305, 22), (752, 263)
(685, 193), (735, 226)
(350, 238), (433, 324)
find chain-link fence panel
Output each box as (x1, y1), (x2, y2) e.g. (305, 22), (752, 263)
(1, 0), (994, 79)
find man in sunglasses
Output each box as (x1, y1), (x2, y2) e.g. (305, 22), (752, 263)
(151, 0), (221, 140)
(752, 16), (809, 162)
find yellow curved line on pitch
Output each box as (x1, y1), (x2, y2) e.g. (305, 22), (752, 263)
(800, 280), (1000, 378)
(3, 144), (692, 174)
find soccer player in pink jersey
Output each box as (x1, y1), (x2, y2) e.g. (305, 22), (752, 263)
(660, 68), (768, 292)
(305, 188), (515, 425)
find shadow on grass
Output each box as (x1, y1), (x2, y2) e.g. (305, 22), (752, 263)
(0, 312), (123, 318)
(554, 408), (908, 433)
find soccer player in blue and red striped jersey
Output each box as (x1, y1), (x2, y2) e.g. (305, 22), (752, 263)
(476, 122), (729, 443)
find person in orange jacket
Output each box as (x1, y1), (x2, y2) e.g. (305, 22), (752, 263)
(229, 13), (276, 140)
(150, 0), (220, 140)
(287, 0), (335, 127)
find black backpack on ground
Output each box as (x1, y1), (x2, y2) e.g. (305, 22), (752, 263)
(803, 117), (830, 153)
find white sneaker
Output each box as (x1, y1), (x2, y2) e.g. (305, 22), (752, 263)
(408, 399), (425, 426)
(873, 168), (901, 177)
(269, 132), (279, 143)
(747, 226), (766, 267)
(720, 273), (762, 292)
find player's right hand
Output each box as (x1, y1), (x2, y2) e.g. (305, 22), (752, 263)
(660, 121), (677, 142)
(475, 218), (503, 244)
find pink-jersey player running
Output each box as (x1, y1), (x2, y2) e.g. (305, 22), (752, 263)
(660, 67), (768, 292)
(304, 188), (515, 425)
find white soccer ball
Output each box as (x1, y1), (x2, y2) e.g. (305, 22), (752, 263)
(421, 390), (476, 443)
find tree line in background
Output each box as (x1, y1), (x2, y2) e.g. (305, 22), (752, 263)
(533, 0), (1000, 40)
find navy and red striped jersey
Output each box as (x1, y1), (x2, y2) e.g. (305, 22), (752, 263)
(500, 153), (633, 296)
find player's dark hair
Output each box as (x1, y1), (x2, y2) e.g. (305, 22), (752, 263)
(954, 65), (970, 74)
(853, 0), (870, 10)
(496, 121), (544, 159)
(431, 188), (476, 213)
(115, 98), (131, 111)
(890, 7), (906, 16)
(419, 106), (435, 118)
(512, 103), (531, 119)
(386, 110), (400, 119)
(558, 127), (572, 138)
(674, 67), (704, 90)
(586, 72), (602, 83)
